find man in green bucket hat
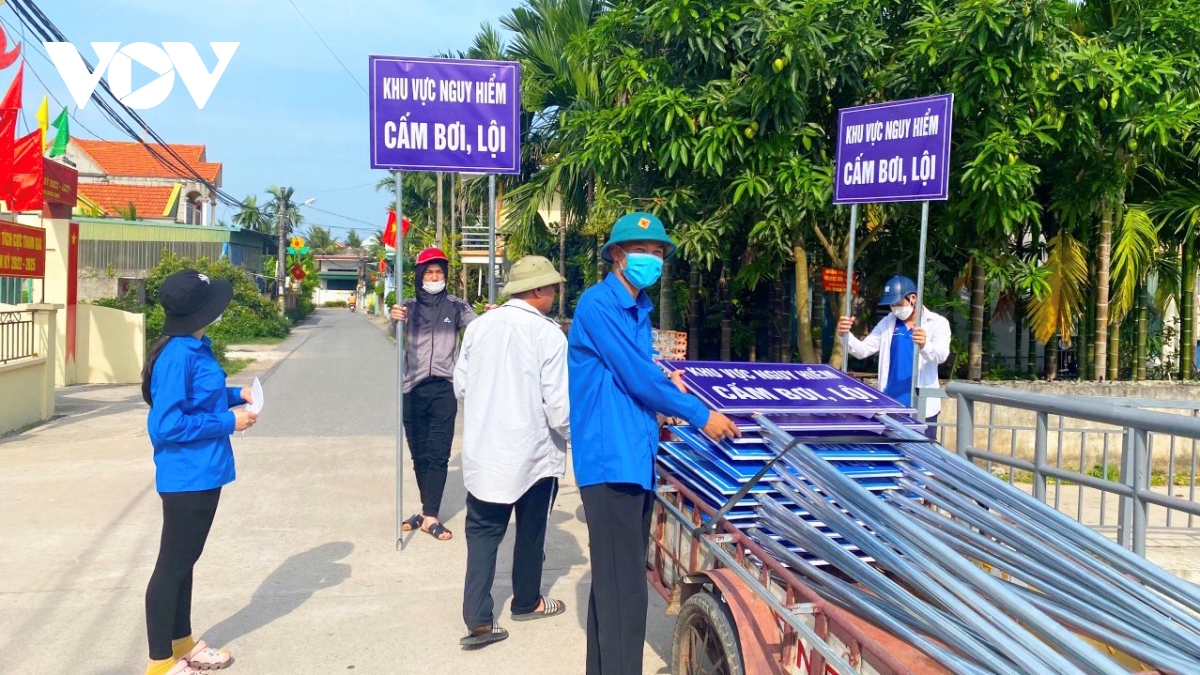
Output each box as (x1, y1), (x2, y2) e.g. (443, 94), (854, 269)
(568, 212), (740, 674)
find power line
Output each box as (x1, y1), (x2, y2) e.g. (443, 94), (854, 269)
(308, 181), (376, 194)
(0, 15), (105, 140)
(286, 0), (367, 96)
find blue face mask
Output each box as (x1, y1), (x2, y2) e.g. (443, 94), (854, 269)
(621, 252), (664, 289)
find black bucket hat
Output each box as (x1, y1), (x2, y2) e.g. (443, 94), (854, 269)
(160, 269), (234, 336)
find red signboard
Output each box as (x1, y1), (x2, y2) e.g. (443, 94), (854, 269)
(43, 159), (78, 206)
(0, 220), (46, 278)
(821, 267), (859, 294)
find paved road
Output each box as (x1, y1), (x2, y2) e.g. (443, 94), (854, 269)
(0, 309), (673, 674)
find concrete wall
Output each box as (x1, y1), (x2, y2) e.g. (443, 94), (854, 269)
(0, 305), (59, 435)
(76, 305), (145, 384)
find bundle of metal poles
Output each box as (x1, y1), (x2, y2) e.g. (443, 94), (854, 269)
(749, 413), (1200, 675)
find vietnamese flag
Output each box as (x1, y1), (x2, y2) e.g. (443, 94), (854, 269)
(12, 129), (43, 211)
(0, 108), (16, 202)
(1, 63), (22, 110)
(381, 210), (411, 248)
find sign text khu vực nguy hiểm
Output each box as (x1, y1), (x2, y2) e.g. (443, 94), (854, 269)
(369, 56), (521, 174)
(834, 94), (953, 204)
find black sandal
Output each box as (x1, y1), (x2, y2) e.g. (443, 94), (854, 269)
(401, 513), (423, 532)
(460, 622), (508, 648)
(423, 521), (453, 541)
(512, 596), (565, 622)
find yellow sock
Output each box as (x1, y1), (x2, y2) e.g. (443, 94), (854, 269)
(145, 657), (177, 675)
(171, 636), (196, 660)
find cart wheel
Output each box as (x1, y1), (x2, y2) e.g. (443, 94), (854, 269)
(671, 591), (744, 675)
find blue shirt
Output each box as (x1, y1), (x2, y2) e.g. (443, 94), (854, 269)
(147, 335), (241, 492)
(884, 322), (914, 407)
(568, 273), (710, 489)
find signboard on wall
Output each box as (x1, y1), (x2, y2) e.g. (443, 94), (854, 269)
(0, 220), (46, 278)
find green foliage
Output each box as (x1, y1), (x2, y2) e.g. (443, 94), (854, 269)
(324, 300), (349, 308)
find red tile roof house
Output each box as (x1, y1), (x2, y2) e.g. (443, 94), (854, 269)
(67, 139), (223, 224)
(60, 140), (274, 301)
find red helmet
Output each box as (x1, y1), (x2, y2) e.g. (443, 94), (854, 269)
(416, 247), (449, 265)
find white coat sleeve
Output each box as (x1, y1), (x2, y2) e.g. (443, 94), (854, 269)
(540, 329), (571, 444)
(921, 314), (951, 365)
(453, 323), (473, 400)
(848, 320), (886, 360)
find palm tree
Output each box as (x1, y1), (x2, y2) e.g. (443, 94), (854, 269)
(264, 186), (303, 236)
(232, 194), (271, 232)
(306, 225), (337, 254)
(346, 229), (363, 249)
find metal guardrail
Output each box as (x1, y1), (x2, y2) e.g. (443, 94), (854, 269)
(0, 310), (35, 364)
(942, 381), (1200, 556)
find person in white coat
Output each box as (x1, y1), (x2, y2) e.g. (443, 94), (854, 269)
(837, 275), (950, 438)
(453, 256), (571, 649)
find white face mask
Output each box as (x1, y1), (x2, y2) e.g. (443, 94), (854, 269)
(423, 280), (446, 294)
(891, 303), (914, 321)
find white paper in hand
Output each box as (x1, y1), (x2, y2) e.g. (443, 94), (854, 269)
(247, 377), (264, 415)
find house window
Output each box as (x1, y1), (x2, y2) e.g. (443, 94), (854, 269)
(326, 278), (357, 291)
(185, 192), (203, 225)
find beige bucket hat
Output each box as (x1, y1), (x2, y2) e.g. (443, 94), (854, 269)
(502, 256), (565, 296)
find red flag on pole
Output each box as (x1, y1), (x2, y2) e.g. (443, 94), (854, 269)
(0, 109), (16, 202)
(381, 210), (411, 248)
(1, 63), (22, 110)
(12, 129), (43, 211)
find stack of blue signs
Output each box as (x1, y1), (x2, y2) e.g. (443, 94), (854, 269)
(657, 361), (927, 568)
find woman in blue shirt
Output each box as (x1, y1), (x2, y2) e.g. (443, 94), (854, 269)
(142, 269), (257, 675)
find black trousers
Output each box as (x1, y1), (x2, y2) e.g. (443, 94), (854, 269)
(581, 483), (654, 675)
(462, 477), (559, 628)
(403, 378), (457, 517)
(145, 488), (221, 660)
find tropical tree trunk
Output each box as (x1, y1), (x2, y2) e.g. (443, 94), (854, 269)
(1135, 284), (1148, 381)
(1094, 206), (1113, 380)
(1108, 320), (1120, 381)
(558, 223), (567, 316)
(688, 266), (701, 360)
(660, 260), (674, 330)
(767, 279), (779, 361)
(779, 276), (793, 363)
(1047, 335), (1060, 382)
(1014, 312), (1025, 376)
(1182, 233), (1196, 381)
(793, 244), (817, 363)
(1081, 254), (1096, 380)
(719, 251), (732, 360)
(968, 257), (985, 379)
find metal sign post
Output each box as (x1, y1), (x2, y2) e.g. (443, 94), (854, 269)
(841, 203), (858, 372)
(912, 200), (930, 418)
(394, 169), (406, 551)
(488, 174), (496, 305)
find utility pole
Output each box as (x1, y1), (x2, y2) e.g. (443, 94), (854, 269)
(436, 172), (444, 248)
(276, 203), (287, 315)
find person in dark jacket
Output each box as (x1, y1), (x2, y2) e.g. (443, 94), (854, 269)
(142, 269), (258, 675)
(389, 247), (478, 541)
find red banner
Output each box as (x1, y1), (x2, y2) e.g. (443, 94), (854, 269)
(11, 129), (43, 212)
(0, 109), (15, 203)
(0, 220), (46, 278)
(821, 267), (860, 294)
(66, 222), (79, 363)
(43, 159), (78, 205)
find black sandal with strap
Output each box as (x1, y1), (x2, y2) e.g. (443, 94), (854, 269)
(460, 622), (508, 648)
(423, 521), (453, 541)
(512, 596), (565, 622)
(401, 513), (423, 532)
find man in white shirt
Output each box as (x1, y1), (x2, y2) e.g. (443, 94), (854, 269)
(837, 275), (951, 438)
(453, 256), (571, 649)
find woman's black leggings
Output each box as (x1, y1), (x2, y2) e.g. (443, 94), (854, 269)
(145, 488), (221, 660)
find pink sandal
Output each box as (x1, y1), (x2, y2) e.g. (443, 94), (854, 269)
(186, 641), (233, 671)
(165, 661), (201, 675)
